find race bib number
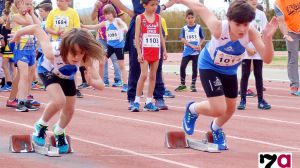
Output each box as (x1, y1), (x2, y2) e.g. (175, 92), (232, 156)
(185, 32), (199, 42)
(214, 50), (245, 66)
(107, 30), (120, 41)
(142, 33), (160, 48)
(54, 16), (69, 28)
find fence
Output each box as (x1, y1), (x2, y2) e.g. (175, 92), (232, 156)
(164, 27), (288, 53)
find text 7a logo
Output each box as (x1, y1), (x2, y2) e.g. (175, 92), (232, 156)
(258, 153), (292, 168)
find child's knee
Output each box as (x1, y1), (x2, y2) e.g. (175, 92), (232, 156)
(52, 97), (66, 109)
(139, 73), (147, 81)
(149, 73), (156, 81)
(211, 105), (227, 117)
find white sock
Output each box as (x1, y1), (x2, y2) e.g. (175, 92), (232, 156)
(134, 96), (140, 103)
(54, 124), (65, 135)
(211, 119), (221, 131)
(146, 97), (152, 104)
(188, 103), (198, 115)
(37, 118), (48, 126)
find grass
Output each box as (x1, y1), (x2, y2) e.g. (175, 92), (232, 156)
(265, 56), (300, 68)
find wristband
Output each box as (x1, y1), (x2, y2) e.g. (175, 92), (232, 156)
(161, 4), (167, 11)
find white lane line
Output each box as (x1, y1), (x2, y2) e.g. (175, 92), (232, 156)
(0, 118), (198, 168)
(76, 109), (300, 151)
(234, 115), (300, 125)
(1, 95), (299, 125)
(80, 93), (300, 111)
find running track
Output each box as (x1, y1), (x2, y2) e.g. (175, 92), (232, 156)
(0, 57), (299, 168)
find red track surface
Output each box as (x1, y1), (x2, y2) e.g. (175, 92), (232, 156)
(0, 57), (299, 168)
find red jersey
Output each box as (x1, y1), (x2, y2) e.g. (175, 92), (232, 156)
(140, 13), (161, 63)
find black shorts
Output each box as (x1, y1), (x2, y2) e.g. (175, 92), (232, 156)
(107, 45), (124, 60)
(199, 69), (238, 98)
(36, 51), (43, 61)
(39, 71), (76, 96)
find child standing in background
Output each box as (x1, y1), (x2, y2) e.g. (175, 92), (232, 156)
(0, 9), (14, 92)
(237, 0), (271, 110)
(45, 0), (83, 98)
(11, 0), (40, 112)
(82, 4), (128, 92)
(131, 0), (167, 112)
(175, 9), (204, 92)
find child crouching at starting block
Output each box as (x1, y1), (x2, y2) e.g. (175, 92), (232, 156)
(10, 24), (105, 153)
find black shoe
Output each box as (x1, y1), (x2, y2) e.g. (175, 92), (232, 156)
(25, 100), (39, 111)
(16, 101), (29, 112)
(190, 85), (197, 92)
(76, 89), (83, 98)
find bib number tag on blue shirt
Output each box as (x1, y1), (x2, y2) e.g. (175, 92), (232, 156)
(185, 32), (199, 43)
(107, 30), (120, 41)
(214, 50), (244, 66)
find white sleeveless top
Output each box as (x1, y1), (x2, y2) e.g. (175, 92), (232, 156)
(199, 20), (250, 75)
(38, 41), (78, 80)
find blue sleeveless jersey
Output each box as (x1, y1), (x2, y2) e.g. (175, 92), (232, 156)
(199, 21), (249, 75)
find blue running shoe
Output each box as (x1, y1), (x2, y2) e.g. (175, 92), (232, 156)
(211, 123), (228, 150)
(144, 102), (159, 112)
(237, 98), (246, 110)
(163, 89), (175, 98)
(121, 84), (128, 92)
(128, 100), (134, 110)
(155, 99), (168, 110)
(0, 84), (11, 92)
(182, 101), (198, 135)
(112, 80), (123, 87)
(53, 131), (69, 154)
(258, 99), (271, 110)
(32, 123), (48, 146)
(131, 102), (140, 112)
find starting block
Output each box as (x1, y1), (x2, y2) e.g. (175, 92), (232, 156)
(165, 131), (220, 153)
(9, 134), (73, 156)
(50, 135), (73, 153)
(10, 135), (34, 153)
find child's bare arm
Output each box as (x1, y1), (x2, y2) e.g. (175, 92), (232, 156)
(172, 0), (222, 39)
(110, 0), (134, 18)
(28, 5), (41, 25)
(81, 22), (103, 30)
(11, 24), (54, 62)
(12, 13), (33, 26)
(135, 15), (142, 62)
(117, 18), (128, 32)
(84, 60), (105, 90)
(0, 34), (4, 47)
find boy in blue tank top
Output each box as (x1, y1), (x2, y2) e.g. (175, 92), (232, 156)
(176, 9), (204, 92)
(173, 0), (278, 150)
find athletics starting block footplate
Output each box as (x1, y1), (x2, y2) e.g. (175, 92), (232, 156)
(165, 131), (220, 153)
(50, 135), (73, 153)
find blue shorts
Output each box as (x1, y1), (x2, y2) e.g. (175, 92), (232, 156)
(14, 49), (35, 67)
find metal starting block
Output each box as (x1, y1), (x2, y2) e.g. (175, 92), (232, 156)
(50, 135), (73, 153)
(9, 134), (73, 156)
(165, 131), (220, 153)
(10, 135), (34, 153)
(33, 142), (60, 157)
